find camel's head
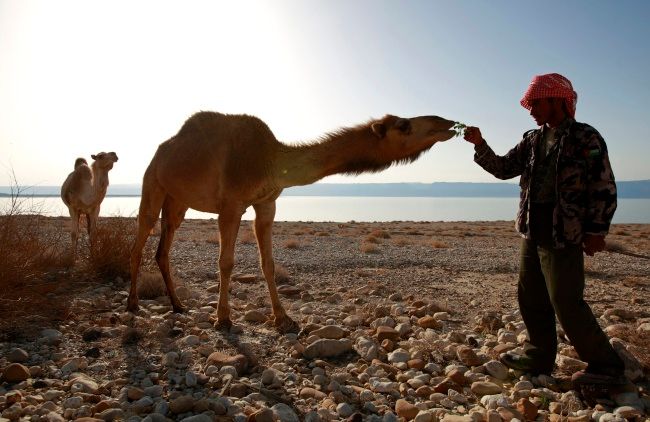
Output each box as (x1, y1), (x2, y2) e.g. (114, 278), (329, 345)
(91, 151), (119, 170)
(369, 114), (455, 163)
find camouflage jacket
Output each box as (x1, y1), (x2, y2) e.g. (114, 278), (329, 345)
(474, 118), (617, 248)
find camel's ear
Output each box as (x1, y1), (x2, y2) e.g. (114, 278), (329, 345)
(91, 154), (97, 160)
(371, 122), (386, 139)
(395, 118), (412, 135)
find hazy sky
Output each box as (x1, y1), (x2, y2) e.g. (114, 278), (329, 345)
(1, 0), (649, 187)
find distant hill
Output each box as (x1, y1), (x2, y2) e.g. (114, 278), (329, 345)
(1, 180), (649, 198)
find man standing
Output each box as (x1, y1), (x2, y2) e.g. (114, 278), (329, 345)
(463, 73), (625, 385)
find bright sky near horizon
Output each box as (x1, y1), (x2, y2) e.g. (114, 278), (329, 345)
(1, 0), (649, 188)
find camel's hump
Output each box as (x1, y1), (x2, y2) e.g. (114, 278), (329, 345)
(73, 164), (93, 181)
(74, 157), (88, 169)
(178, 111), (275, 139)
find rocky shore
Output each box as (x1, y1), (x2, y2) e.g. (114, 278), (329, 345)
(1, 219), (649, 421)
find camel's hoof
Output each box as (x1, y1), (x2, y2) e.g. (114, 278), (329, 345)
(126, 303), (140, 313)
(214, 318), (233, 332)
(172, 304), (186, 313)
(275, 316), (300, 334)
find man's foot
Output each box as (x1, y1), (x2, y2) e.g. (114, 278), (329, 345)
(499, 352), (552, 375)
(572, 370), (632, 407)
(571, 369), (628, 386)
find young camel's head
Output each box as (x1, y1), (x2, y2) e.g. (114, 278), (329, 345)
(91, 152), (119, 171)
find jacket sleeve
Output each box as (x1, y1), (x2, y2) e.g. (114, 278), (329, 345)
(583, 130), (617, 235)
(473, 133), (531, 180)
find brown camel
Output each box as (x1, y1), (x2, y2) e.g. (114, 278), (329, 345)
(128, 112), (455, 332)
(61, 152), (119, 260)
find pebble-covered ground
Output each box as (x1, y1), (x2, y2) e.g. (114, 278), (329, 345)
(1, 219), (649, 422)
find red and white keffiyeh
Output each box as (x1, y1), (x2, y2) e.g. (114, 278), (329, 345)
(520, 73), (578, 118)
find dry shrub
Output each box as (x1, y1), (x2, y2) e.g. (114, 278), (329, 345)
(89, 217), (137, 279)
(239, 229), (257, 244)
(393, 237), (411, 246)
(360, 242), (379, 254)
(370, 229), (391, 239)
(621, 276), (648, 287)
(283, 239), (300, 249)
(0, 214), (67, 288)
(0, 181), (70, 335)
(0, 184), (67, 290)
(275, 264), (290, 284)
(605, 240), (626, 253)
(206, 233), (219, 244)
(122, 327), (144, 345)
(177, 230), (205, 243)
(354, 268), (373, 277)
(137, 272), (167, 299)
(364, 235), (380, 244)
(430, 239), (450, 249)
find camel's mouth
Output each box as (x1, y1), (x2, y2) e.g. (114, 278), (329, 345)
(427, 129), (456, 143)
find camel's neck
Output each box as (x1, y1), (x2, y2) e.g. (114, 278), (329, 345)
(276, 125), (381, 188)
(91, 164), (110, 199)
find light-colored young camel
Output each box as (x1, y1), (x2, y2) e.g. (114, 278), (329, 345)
(128, 112), (455, 332)
(61, 152), (119, 260)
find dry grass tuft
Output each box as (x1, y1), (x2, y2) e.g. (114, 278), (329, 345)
(360, 242), (380, 254)
(137, 272), (167, 299)
(88, 217), (138, 279)
(620, 276), (648, 287)
(239, 229), (257, 244)
(275, 264), (291, 284)
(605, 240), (627, 253)
(0, 181), (68, 290)
(206, 233), (219, 244)
(122, 327), (144, 345)
(283, 239), (300, 249)
(364, 235), (380, 244)
(392, 237), (411, 246)
(406, 230), (424, 236)
(430, 239), (450, 249)
(0, 214), (68, 288)
(370, 229), (391, 239)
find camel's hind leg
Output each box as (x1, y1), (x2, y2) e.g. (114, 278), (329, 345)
(253, 201), (299, 333)
(214, 207), (243, 330)
(127, 180), (165, 312)
(156, 195), (188, 313)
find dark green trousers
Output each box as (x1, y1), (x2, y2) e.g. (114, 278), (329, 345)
(518, 203), (624, 375)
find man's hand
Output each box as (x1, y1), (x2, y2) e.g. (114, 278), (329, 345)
(464, 126), (485, 146)
(583, 234), (606, 256)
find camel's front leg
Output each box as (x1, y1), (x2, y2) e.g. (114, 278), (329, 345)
(69, 209), (80, 263)
(215, 209), (242, 330)
(253, 202), (299, 334)
(87, 207), (100, 248)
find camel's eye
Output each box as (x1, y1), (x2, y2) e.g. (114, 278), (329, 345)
(395, 119), (411, 134)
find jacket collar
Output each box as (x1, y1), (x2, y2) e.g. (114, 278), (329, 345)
(542, 118), (574, 138)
